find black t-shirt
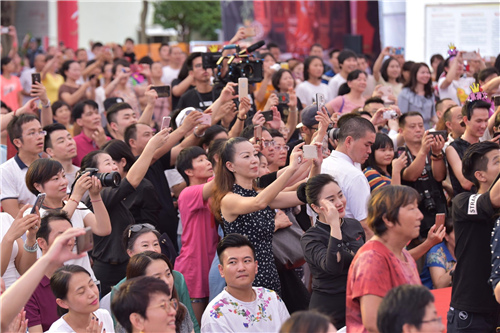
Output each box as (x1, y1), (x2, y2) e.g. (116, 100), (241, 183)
(171, 78), (194, 111)
(177, 89), (216, 111)
(123, 52), (136, 64)
(448, 137), (476, 196)
(450, 191), (500, 313)
(123, 178), (161, 226)
(142, 152), (179, 250)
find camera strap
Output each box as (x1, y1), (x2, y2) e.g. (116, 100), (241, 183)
(194, 89), (215, 110)
(404, 145), (431, 181)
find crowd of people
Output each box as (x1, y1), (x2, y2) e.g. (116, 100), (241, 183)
(1, 24), (500, 333)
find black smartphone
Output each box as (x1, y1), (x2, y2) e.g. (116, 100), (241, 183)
(31, 193), (45, 214)
(261, 110), (273, 122)
(88, 74), (96, 80)
(76, 227), (93, 254)
(494, 95), (500, 108)
(397, 146), (406, 157)
(152, 85), (171, 98)
(32, 73), (41, 85)
(429, 130), (447, 140)
(493, 132), (500, 138)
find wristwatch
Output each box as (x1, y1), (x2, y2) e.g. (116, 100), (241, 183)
(42, 100), (51, 108)
(24, 242), (39, 253)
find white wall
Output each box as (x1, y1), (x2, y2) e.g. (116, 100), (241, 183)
(406, 0), (499, 63)
(379, 0), (406, 50)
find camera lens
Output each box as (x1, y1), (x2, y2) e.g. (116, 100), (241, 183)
(328, 128), (340, 141)
(97, 171), (121, 187)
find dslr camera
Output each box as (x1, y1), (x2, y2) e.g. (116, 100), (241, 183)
(83, 168), (121, 188)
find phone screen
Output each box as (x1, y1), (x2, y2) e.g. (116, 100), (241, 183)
(31, 193), (46, 214)
(261, 110), (273, 122)
(32, 73), (41, 85)
(161, 116), (171, 131)
(152, 85), (171, 98)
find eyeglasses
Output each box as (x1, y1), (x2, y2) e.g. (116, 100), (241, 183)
(127, 223), (155, 238)
(279, 127), (290, 133)
(193, 63), (203, 69)
(24, 130), (47, 138)
(262, 140), (275, 148)
(149, 298), (179, 312)
(274, 145), (290, 152)
(421, 316), (442, 324)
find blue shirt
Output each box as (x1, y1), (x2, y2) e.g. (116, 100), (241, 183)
(420, 241), (456, 289)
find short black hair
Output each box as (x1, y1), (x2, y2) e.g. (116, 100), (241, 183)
(43, 123), (68, 150)
(435, 98), (453, 112)
(462, 100), (491, 121)
(377, 284), (435, 333)
(176, 146), (207, 185)
(399, 111), (423, 128)
(112, 276), (171, 333)
(240, 124), (270, 140)
(51, 100), (71, 117)
(36, 210), (73, 243)
(310, 43), (323, 51)
(338, 116), (376, 143)
(328, 48), (340, 58)
(124, 123), (138, 148)
(1, 56), (12, 73)
(125, 38), (134, 44)
(267, 42), (280, 51)
(186, 52), (202, 71)
(7, 114), (40, 149)
(106, 102), (134, 124)
(200, 125), (228, 149)
(112, 59), (131, 76)
(71, 100), (98, 122)
(60, 60), (77, 80)
(91, 42), (103, 51)
(26, 158), (64, 195)
(364, 97), (384, 107)
(338, 49), (357, 66)
(462, 141), (500, 188)
(217, 233), (256, 263)
(138, 56), (153, 66)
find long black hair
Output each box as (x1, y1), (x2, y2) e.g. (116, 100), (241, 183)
(362, 133), (395, 176)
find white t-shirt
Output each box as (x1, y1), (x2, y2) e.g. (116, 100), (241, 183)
(328, 73), (347, 100)
(0, 212), (20, 288)
(0, 155), (37, 210)
(295, 81), (332, 108)
(438, 76), (475, 106)
(46, 308), (114, 333)
(201, 287), (290, 333)
(161, 66), (181, 86)
(321, 150), (370, 221)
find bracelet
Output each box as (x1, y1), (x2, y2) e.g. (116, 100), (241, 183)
(68, 197), (79, 204)
(194, 131), (205, 138)
(42, 100), (51, 108)
(90, 199), (102, 203)
(24, 242), (38, 253)
(237, 114), (247, 121)
(431, 152), (443, 158)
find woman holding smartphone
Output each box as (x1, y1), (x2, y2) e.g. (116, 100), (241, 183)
(211, 138), (305, 295)
(373, 47), (403, 97)
(48, 264), (114, 332)
(299, 174), (365, 329)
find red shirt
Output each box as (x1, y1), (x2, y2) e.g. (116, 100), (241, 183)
(72, 131), (110, 166)
(346, 240), (421, 332)
(25, 276), (58, 331)
(1, 74), (22, 110)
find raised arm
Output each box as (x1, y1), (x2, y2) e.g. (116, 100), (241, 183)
(30, 82), (52, 126)
(373, 47), (391, 83)
(60, 81), (91, 107)
(137, 86), (158, 125)
(229, 96), (251, 138)
(445, 145), (474, 190)
(440, 53), (463, 90)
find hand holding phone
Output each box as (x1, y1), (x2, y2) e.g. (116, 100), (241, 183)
(435, 213), (445, 229)
(200, 113), (211, 126)
(316, 93), (326, 111)
(76, 227), (93, 254)
(254, 125), (262, 143)
(32, 73), (41, 85)
(261, 110), (273, 122)
(161, 116), (171, 131)
(31, 193), (46, 214)
(429, 130), (448, 141)
(152, 85), (171, 98)
(238, 77), (248, 102)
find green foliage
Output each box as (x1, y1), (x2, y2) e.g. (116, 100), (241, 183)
(153, 1), (222, 42)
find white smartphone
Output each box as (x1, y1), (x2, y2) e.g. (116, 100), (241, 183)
(303, 145), (318, 159)
(238, 77), (248, 101)
(316, 93), (325, 111)
(200, 113), (211, 126)
(161, 116), (171, 131)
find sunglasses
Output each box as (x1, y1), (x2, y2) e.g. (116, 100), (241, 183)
(128, 223), (155, 239)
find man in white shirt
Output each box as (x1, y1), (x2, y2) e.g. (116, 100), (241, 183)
(201, 234), (290, 332)
(161, 46), (184, 86)
(321, 116), (376, 239)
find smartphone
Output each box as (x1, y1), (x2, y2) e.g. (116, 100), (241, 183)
(1, 27), (9, 34)
(379, 86), (393, 104)
(493, 95), (500, 107)
(316, 93), (325, 112)
(435, 213), (445, 229)
(161, 116), (171, 131)
(254, 125), (262, 143)
(462, 51), (477, 61)
(244, 27), (256, 37)
(152, 85), (171, 98)
(397, 146), (406, 157)
(31, 193), (46, 214)
(277, 93), (289, 105)
(76, 227), (93, 254)
(261, 110), (273, 122)
(238, 77), (248, 101)
(383, 110), (398, 120)
(429, 130), (447, 140)
(493, 132), (500, 138)
(31, 73), (41, 85)
(200, 113), (211, 126)
(303, 145), (318, 159)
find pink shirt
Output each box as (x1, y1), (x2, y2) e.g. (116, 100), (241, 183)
(174, 184), (219, 298)
(326, 95), (364, 114)
(1, 74), (22, 110)
(346, 240), (421, 332)
(72, 131), (111, 166)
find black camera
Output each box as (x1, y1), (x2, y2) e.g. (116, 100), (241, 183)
(84, 168), (121, 188)
(422, 190), (436, 212)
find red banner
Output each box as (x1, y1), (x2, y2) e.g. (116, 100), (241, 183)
(57, 1), (78, 50)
